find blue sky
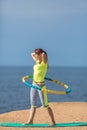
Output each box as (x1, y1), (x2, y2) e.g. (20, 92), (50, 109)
(0, 0), (87, 66)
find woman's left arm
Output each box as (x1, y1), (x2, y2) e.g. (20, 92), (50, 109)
(42, 53), (47, 63)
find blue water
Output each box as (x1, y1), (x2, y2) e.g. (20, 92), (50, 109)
(0, 66), (87, 114)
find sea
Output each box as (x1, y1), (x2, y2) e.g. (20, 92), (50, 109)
(0, 66), (87, 114)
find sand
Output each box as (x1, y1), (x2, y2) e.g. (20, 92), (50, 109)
(0, 102), (87, 130)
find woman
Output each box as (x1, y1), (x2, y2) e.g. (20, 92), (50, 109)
(24, 48), (55, 126)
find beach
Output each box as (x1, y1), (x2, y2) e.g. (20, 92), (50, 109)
(0, 102), (87, 130)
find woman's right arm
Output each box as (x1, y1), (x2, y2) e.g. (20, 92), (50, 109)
(31, 53), (38, 62)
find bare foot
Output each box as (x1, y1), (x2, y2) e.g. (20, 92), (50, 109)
(24, 121), (33, 125)
(49, 122), (56, 127)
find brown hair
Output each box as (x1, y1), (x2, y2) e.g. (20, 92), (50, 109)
(34, 48), (43, 55)
(34, 48), (48, 59)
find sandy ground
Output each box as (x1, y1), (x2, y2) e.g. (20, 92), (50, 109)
(0, 102), (87, 130)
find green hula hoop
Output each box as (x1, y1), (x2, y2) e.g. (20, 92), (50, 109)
(22, 75), (71, 95)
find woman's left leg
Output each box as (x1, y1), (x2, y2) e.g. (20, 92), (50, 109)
(46, 106), (56, 126)
(38, 86), (56, 125)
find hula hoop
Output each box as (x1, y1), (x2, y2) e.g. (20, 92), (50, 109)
(22, 75), (71, 95)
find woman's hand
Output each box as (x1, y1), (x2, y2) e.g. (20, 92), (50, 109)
(31, 52), (39, 62)
(42, 52), (47, 63)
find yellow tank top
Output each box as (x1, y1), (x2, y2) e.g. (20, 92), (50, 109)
(33, 61), (48, 82)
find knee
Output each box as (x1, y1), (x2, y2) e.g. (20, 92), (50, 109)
(43, 104), (49, 108)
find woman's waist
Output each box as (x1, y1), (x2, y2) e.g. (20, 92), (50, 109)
(33, 77), (45, 83)
(33, 80), (45, 87)
(34, 80), (45, 83)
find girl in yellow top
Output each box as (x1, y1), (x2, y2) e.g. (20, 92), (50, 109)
(25, 48), (55, 126)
